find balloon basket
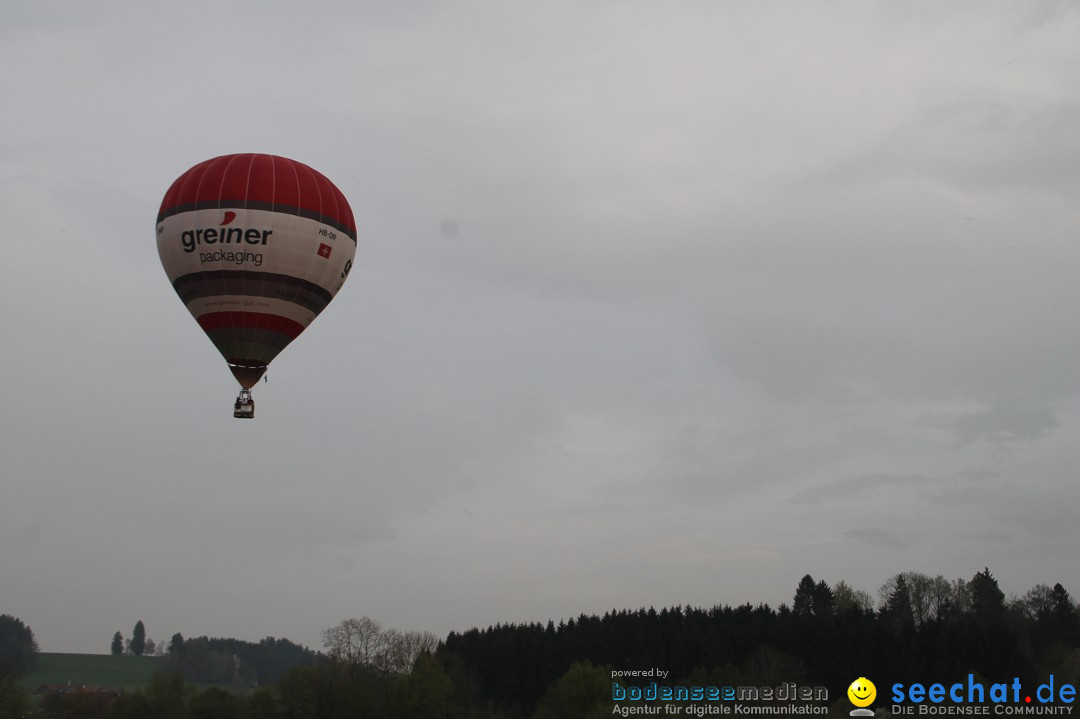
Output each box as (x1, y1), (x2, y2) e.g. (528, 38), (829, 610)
(233, 389), (255, 419)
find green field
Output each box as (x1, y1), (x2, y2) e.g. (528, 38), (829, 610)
(21, 653), (161, 690)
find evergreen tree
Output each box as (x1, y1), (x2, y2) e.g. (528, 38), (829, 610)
(812, 580), (835, 618)
(792, 575), (834, 618)
(1049, 583), (1080, 643)
(0, 615), (39, 678)
(111, 631), (124, 656)
(879, 574), (915, 632)
(792, 575), (817, 617)
(131, 620), (147, 656)
(968, 567), (1005, 617)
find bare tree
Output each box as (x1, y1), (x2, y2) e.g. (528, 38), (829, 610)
(321, 618), (439, 674)
(878, 572), (970, 625)
(321, 617), (388, 666)
(379, 630), (439, 674)
(1014, 584), (1056, 621)
(950, 576), (972, 614)
(926, 575), (957, 618)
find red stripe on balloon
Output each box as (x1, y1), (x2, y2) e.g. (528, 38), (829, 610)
(196, 311), (305, 339)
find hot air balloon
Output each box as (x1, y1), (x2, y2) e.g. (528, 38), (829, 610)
(157, 153), (356, 418)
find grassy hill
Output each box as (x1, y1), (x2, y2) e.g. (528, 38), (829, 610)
(21, 653), (161, 690)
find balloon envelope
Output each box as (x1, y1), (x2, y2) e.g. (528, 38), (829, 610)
(157, 153), (356, 388)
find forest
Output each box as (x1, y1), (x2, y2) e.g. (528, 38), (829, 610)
(2, 568), (1078, 718)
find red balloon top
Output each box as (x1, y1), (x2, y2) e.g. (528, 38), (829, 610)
(157, 153), (356, 241)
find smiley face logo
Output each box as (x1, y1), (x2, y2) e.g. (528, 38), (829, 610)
(848, 677), (876, 708)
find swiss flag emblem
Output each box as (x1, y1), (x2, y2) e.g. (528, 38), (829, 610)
(317, 243), (332, 259)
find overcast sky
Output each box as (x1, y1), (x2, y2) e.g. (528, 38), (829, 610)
(3, 1), (1079, 655)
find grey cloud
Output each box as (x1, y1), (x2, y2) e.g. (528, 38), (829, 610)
(957, 529), (1011, 543)
(919, 400), (1060, 446)
(843, 528), (907, 548)
(791, 474), (938, 505)
(818, 98), (1080, 197)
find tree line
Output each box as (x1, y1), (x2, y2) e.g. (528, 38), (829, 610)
(440, 568), (1080, 715)
(2, 567), (1078, 718)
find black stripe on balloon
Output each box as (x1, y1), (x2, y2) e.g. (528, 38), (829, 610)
(157, 200), (357, 242)
(172, 271), (333, 315)
(203, 328), (295, 354)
